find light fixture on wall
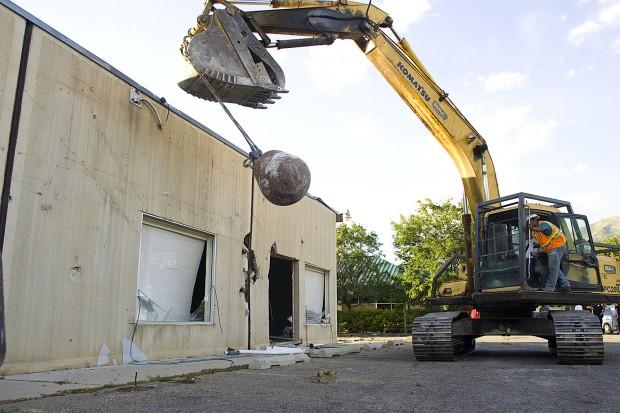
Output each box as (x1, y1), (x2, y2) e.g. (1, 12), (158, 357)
(129, 87), (166, 130)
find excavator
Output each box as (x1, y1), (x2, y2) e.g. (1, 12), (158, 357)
(177, 0), (620, 364)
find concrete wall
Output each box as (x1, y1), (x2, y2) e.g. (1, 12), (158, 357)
(0, 6), (24, 194)
(0, 3), (337, 375)
(253, 195), (338, 345)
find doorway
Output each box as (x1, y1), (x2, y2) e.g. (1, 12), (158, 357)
(268, 256), (294, 341)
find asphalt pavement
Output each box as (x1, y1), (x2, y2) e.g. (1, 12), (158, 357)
(1, 339), (619, 413)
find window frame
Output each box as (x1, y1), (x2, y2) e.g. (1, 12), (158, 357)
(136, 213), (217, 325)
(555, 213), (601, 290)
(479, 214), (521, 290)
(304, 265), (331, 326)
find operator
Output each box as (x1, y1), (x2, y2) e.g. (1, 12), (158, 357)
(526, 235), (547, 288)
(528, 214), (571, 293)
(507, 235), (545, 287)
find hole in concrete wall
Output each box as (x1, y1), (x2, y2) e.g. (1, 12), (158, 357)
(137, 216), (214, 322)
(268, 256), (293, 341)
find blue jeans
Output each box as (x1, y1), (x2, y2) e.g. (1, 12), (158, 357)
(544, 245), (570, 291)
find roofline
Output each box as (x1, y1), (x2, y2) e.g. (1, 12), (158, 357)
(306, 194), (340, 217)
(1, 0), (340, 216)
(0, 0), (247, 156)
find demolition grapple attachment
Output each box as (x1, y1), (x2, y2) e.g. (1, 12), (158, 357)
(179, 5), (286, 109)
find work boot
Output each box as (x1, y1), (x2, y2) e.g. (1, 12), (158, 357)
(559, 285), (571, 293)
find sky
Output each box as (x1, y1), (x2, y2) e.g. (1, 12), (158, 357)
(9, 0), (620, 262)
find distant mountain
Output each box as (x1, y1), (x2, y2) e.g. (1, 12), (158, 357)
(590, 217), (620, 241)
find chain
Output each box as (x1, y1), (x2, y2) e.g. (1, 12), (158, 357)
(195, 70), (263, 162)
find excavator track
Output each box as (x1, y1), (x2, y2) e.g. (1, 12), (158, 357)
(549, 311), (604, 365)
(412, 312), (474, 361)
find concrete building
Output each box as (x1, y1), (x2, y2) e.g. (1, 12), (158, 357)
(0, 0), (338, 375)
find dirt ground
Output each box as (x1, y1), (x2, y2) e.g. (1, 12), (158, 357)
(3, 336), (620, 413)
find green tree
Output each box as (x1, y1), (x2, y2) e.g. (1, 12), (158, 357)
(392, 199), (464, 305)
(337, 223), (387, 311)
(370, 272), (407, 304)
(602, 236), (620, 260)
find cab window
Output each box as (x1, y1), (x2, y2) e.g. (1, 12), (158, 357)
(479, 211), (520, 289)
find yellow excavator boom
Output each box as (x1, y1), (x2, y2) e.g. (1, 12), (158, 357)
(178, 0), (499, 213)
(180, 1), (620, 366)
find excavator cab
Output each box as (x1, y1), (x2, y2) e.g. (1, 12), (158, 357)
(433, 193), (615, 303)
(474, 193), (603, 295)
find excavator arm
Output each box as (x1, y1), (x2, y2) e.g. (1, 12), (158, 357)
(179, 3), (620, 365)
(179, 0), (499, 212)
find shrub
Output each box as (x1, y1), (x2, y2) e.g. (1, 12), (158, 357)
(337, 309), (430, 334)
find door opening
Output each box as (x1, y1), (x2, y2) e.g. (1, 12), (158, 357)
(268, 256), (294, 342)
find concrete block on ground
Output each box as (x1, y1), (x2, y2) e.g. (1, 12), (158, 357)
(309, 344), (361, 358)
(248, 354), (310, 370)
(294, 353), (311, 363)
(386, 339), (405, 347)
(361, 342), (385, 351)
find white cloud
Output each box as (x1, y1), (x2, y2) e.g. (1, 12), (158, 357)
(568, 20), (603, 46)
(566, 65), (595, 77)
(568, 1), (620, 47)
(479, 72), (530, 92)
(560, 15), (568, 22)
(541, 162), (588, 177)
(612, 37), (620, 53)
(464, 104), (558, 192)
(470, 105), (557, 158)
(376, 0), (432, 31)
(599, 3), (620, 24)
(303, 40), (370, 94)
(487, 106), (557, 155)
(574, 162), (588, 173)
(568, 191), (612, 223)
(329, 115), (383, 145)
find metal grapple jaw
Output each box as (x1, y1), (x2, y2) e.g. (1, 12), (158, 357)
(178, 7), (286, 109)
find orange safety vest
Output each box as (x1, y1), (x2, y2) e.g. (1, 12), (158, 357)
(532, 221), (566, 254)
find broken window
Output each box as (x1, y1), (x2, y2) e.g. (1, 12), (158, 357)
(137, 216), (214, 322)
(305, 267), (329, 324)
